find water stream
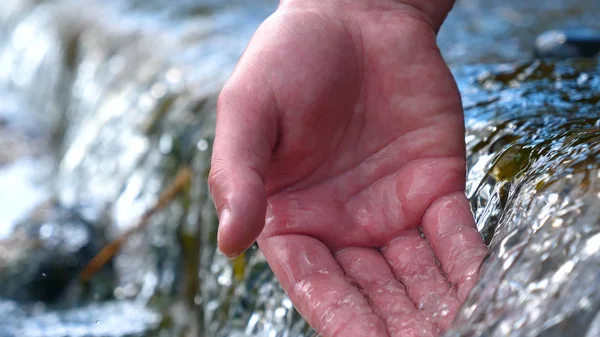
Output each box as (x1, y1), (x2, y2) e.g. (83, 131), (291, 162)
(0, 0), (599, 336)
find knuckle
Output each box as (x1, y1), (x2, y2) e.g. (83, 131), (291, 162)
(207, 167), (225, 198)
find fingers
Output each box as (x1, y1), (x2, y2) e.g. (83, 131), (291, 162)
(421, 192), (487, 301)
(258, 235), (390, 337)
(381, 230), (461, 330)
(209, 72), (278, 258)
(335, 247), (440, 337)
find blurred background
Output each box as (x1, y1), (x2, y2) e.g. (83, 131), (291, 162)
(0, 0), (599, 336)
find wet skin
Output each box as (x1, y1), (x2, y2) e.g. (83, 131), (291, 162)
(209, 1), (487, 336)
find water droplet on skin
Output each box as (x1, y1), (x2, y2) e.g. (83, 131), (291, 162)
(439, 303), (450, 317)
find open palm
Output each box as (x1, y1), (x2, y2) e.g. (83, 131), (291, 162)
(209, 3), (487, 336)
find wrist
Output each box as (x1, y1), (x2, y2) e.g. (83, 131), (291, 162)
(279, 0), (455, 32)
(392, 0), (455, 32)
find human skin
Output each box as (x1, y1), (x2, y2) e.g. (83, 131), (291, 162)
(208, 0), (488, 336)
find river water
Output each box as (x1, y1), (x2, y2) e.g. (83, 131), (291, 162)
(0, 0), (599, 337)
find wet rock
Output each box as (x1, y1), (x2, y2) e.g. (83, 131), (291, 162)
(534, 29), (600, 59)
(439, 1), (600, 65)
(0, 200), (114, 304)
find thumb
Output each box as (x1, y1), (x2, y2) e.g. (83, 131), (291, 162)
(208, 78), (277, 259)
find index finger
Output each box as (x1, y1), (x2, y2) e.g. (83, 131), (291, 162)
(258, 235), (391, 337)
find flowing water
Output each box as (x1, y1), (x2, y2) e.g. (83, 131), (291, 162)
(0, 0), (599, 336)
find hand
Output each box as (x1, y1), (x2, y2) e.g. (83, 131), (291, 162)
(209, 1), (487, 336)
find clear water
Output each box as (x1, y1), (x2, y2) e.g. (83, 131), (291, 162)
(0, 1), (599, 336)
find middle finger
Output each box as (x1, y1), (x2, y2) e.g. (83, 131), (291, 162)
(335, 247), (439, 337)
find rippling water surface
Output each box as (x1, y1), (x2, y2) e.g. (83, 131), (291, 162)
(0, 0), (599, 336)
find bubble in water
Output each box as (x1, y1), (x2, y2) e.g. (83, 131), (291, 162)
(197, 139), (209, 152)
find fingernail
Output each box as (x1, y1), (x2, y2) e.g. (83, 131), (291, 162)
(225, 252), (241, 260)
(218, 209), (240, 259)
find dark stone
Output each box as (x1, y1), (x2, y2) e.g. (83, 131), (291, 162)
(0, 200), (114, 304)
(534, 28), (600, 59)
